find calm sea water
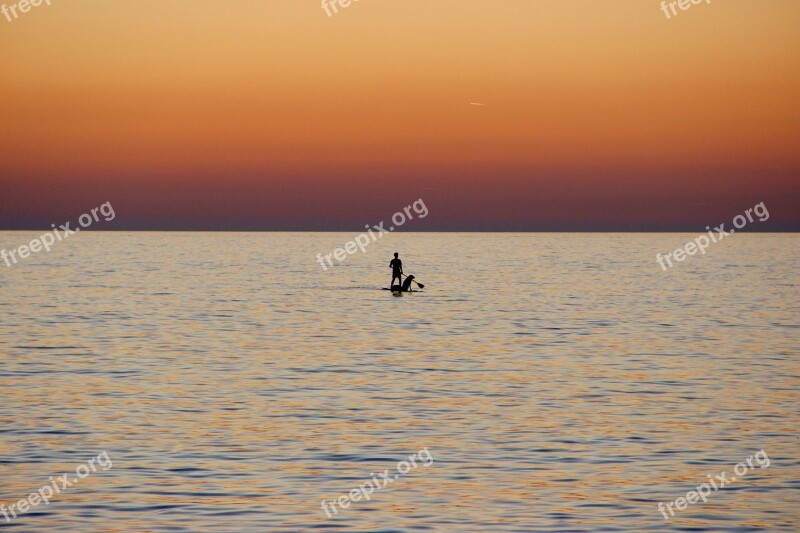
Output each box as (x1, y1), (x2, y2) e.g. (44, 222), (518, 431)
(1, 232), (798, 532)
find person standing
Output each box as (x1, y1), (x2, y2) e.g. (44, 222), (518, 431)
(389, 253), (403, 288)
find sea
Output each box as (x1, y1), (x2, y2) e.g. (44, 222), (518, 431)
(1, 232), (798, 532)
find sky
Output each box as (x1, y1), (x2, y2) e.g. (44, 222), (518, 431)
(1, 0), (798, 231)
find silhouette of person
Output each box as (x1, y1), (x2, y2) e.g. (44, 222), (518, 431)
(390, 253), (403, 288)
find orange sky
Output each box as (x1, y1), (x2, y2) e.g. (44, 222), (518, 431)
(1, 0), (799, 230)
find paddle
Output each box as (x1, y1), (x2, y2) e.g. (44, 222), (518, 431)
(402, 274), (425, 289)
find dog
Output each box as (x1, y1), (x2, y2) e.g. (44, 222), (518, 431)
(391, 275), (416, 293)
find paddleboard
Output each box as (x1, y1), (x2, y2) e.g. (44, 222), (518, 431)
(382, 288), (421, 293)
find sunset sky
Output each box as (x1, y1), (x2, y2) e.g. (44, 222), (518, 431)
(1, 0), (798, 230)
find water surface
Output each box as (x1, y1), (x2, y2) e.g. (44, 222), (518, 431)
(1, 232), (798, 531)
